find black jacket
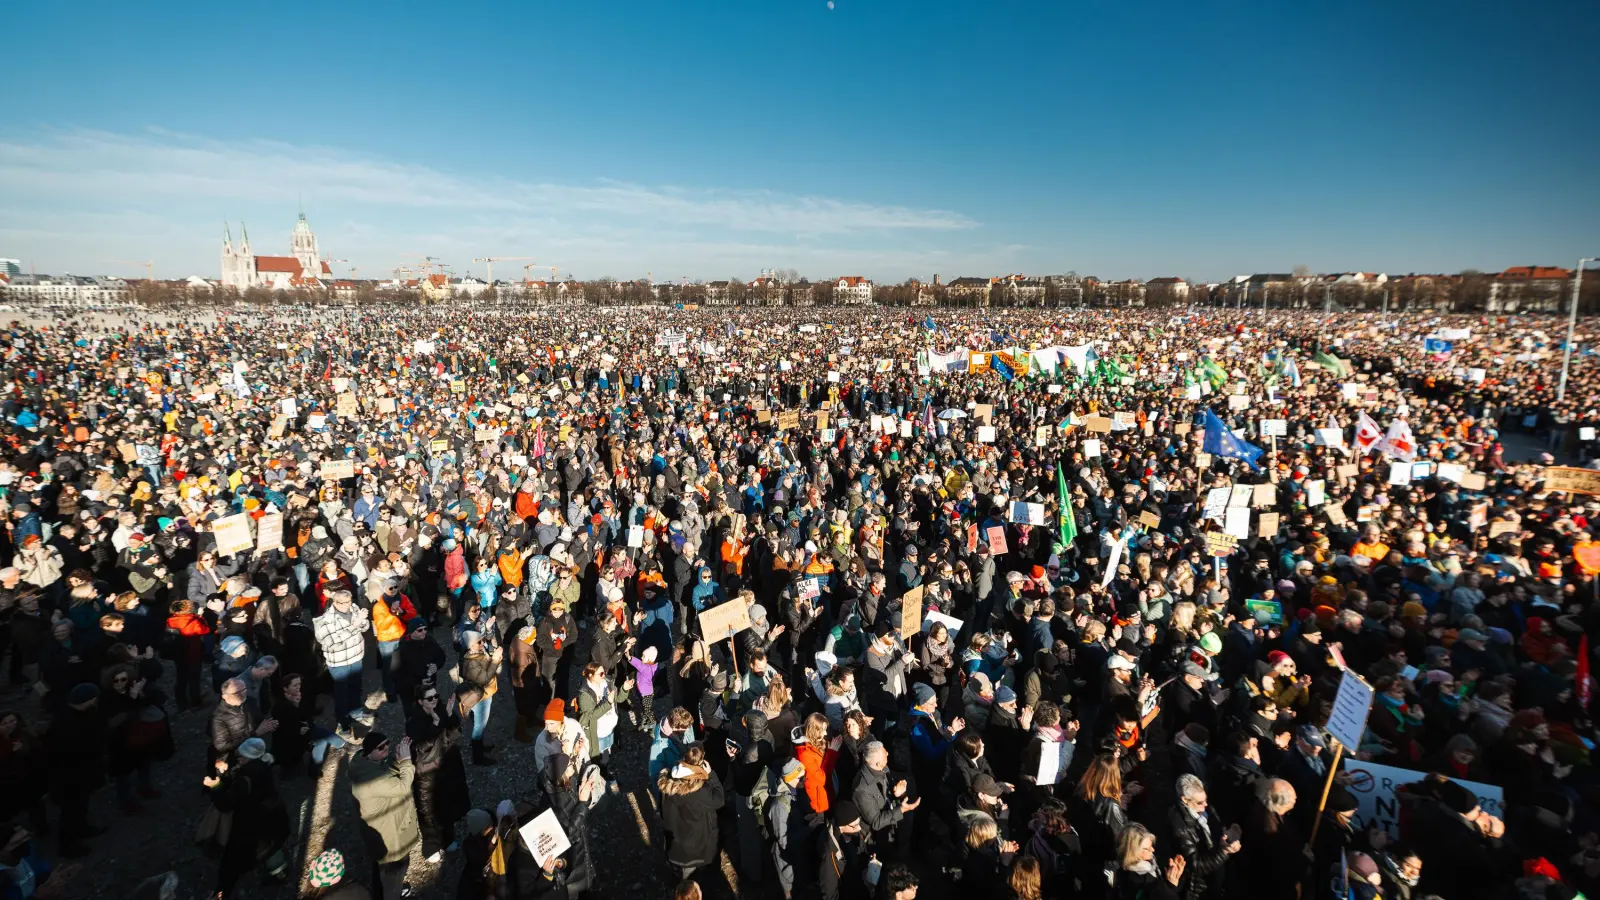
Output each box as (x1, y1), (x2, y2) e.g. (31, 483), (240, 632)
(659, 771), (725, 867)
(1166, 804), (1231, 900)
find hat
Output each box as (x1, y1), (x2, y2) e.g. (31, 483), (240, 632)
(996, 685), (1017, 704)
(1401, 601), (1427, 619)
(308, 849), (345, 889)
(68, 682), (100, 705)
(1438, 780), (1480, 815)
(1458, 628), (1487, 644)
(465, 809), (494, 834)
(460, 629), (482, 646)
(911, 682), (936, 707)
(1348, 852), (1380, 882)
(1198, 632), (1222, 655)
(781, 758), (805, 782)
(1267, 650), (1290, 666)
(1296, 725), (1326, 747)
(1107, 655), (1136, 672)
(832, 799), (861, 826)
(1511, 709), (1547, 729)
(972, 774), (1002, 797)
(1181, 661), (1208, 679)
(361, 731), (390, 755)
(237, 737), (268, 760)
(220, 635), (247, 657)
(1327, 785), (1358, 814)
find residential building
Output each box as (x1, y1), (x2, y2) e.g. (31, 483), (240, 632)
(220, 213), (333, 289)
(451, 277), (491, 298)
(4, 274), (129, 306)
(1489, 265), (1572, 311)
(704, 280), (733, 305)
(747, 274), (783, 306)
(330, 280), (359, 301)
(833, 275), (873, 305)
(787, 280), (815, 306)
(945, 276), (992, 305)
(1145, 277), (1190, 305)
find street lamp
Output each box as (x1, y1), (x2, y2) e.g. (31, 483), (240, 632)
(1558, 258), (1596, 402)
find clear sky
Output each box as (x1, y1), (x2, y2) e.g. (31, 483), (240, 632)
(1, 0), (1595, 284)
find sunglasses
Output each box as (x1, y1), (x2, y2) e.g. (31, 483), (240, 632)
(422, 694), (439, 701)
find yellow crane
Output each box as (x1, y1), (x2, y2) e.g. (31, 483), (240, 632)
(110, 259), (154, 280)
(522, 263), (559, 285)
(473, 256), (533, 283)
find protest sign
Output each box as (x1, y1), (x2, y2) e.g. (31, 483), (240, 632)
(1259, 419), (1287, 437)
(213, 513), (254, 557)
(255, 512), (284, 552)
(1459, 472), (1486, 491)
(1327, 669), (1374, 751)
(1084, 416), (1113, 433)
(974, 403), (993, 425)
(1009, 501), (1047, 526)
(378, 397), (397, 414)
(1138, 510), (1162, 529)
(1202, 487), (1231, 521)
(1543, 466), (1600, 496)
(699, 601), (752, 648)
(1257, 511), (1280, 537)
(986, 525), (1008, 555)
(627, 526), (645, 548)
(519, 808), (572, 869)
(899, 586), (924, 639)
(336, 393), (358, 417)
(1203, 531), (1237, 557)
(1245, 599), (1284, 626)
(320, 459), (355, 480)
(1488, 520), (1519, 538)
(1083, 439), (1102, 458)
(1252, 483), (1277, 508)
(281, 398), (297, 418)
(1224, 506), (1251, 540)
(977, 425), (997, 443)
(1343, 761), (1502, 838)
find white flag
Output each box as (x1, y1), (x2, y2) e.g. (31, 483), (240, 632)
(1376, 419), (1417, 462)
(1355, 411), (1385, 455)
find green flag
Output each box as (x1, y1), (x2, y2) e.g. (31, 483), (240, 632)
(1312, 350), (1348, 377)
(1054, 465), (1078, 554)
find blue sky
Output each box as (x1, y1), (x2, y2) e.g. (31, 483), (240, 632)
(1, 0), (1595, 283)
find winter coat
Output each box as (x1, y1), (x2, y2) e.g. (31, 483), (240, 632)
(1167, 804), (1231, 900)
(349, 755), (421, 865)
(658, 768), (725, 867)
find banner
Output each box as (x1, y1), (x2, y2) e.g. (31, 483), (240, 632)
(213, 513), (254, 557)
(1344, 761), (1502, 838)
(1544, 466), (1600, 496)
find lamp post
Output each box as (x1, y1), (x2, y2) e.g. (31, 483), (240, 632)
(1558, 258), (1595, 402)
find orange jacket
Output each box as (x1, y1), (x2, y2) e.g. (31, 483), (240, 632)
(498, 548), (525, 588)
(372, 595), (418, 642)
(796, 741), (838, 813)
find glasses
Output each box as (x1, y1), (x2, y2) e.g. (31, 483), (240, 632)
(422, 694), (439, 702)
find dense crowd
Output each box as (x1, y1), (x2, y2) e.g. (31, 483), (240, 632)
(1, 303), (1599, 900)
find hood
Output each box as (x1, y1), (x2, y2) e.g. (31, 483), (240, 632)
(658, 768), (709, 797)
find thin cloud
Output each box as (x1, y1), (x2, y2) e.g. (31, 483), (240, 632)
(0, 129), (978, 236)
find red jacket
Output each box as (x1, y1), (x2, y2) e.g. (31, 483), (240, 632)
(165, 612), (212, 664)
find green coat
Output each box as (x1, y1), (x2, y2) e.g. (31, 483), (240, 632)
(349, 755), (421, 864)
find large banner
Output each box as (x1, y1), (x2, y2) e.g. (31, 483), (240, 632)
(1343, 760), (1503, 838)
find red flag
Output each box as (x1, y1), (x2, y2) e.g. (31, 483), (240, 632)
(532, 428), (546, 460)
(1579, 634), (1591, 711)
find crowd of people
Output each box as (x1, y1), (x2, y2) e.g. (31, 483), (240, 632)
(0, 302), (1598, 900)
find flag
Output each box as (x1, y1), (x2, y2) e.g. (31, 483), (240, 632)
(1355, 412), (1385, 454)
(1201, 408), (1264, 470)
(923, 315), (937, 331)
(1312, 350), (1348, 376)
(1376, 419), (1418, 462)
(1053, 464), (1078, 555)
(532, 428), (546, 460)
(1199, 358), (1229, 391)
(993, 352), (1016, 382)
(1282, 355), (1302, 388)
(919, 398), (934, 432)
(1423, 337), (1453, 354)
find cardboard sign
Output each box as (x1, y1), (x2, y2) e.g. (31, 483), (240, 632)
(1543, 466), (1600, 496)
(1138, 510), (1162, 529)
(1083, 438), (1102, 458)
(986, 525), (1008, 555)
(377, 397), (397, 414)
(255, 512), (284, 552)
(1488, 520), (1519, 539)
(336, 393), (358, 417)
(757, 409), (772, 423)
(212, 513), (255, 557)
(1344, 761), (1503, 839)
(698, 600), (753, 644)
(974, 404), (993, 425)
(1459, 472), (1486, 491)
(899, 586), (924, 639)
(475, 429), (498, 443)
(1324, 503), (1349, 525)
(1227, 393), (1249, 410)
(1084, 416), (1113, 433)
(1203, 531), (1237, 557)
(1257, 511), (1280, 537)
(450, 380), (466, 394)
(519, 808), (572, 869)
(1327, 669), (1375, 752)
(320, 459), (355, 480)
(430, 439), (448, 453)
(118, 441), (138, 463)
(1174, 423), (1191, 436)
(1336, 464), (1358, 481)
(776, 411), (800, 431)
(1035, 426), (1050, 448)
(1252, 483), (1276, 508)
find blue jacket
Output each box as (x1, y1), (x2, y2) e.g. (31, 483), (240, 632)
(470, 569), (503, 608)
(908, 708), (954, 762)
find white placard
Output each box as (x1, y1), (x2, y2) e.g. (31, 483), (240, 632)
(1305, 479), (1326, 508)
(1583, 427), (1597, 441)
(281, 398), (297, 418)
(1316, 427), (1345, 448)
(977, 425), (996, 443)
(827, 371), (840, 383)
(1009, 501), (1048, 526)
(1227, 393), (1249, 410)
(518, 807), (572, 868)
(1326, 670), (1374, 752)
(627, 526), (644, 548)
(1083, 439), (1102, 458)
(1224, 506), (1252, 540)
(1202, 486), (1231, 521)
(1436, 463), (1466, 484)
(1259, 419), (1287, 437)
(1388, 464), (1411, 486)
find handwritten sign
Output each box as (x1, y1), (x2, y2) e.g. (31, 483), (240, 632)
(698, 600), (752, 644)
(1203, 531), (1237, 557)
(212, 513), (254, 557)
(985, 525), (1008, 555)
(899, 586), (923, 640)
(255, 512), (284, 552)
(320, 459), (355, 480)
(518, 808), (572, 869)
(1543, 466), (1600, 496)
(1327, 669), (1374, 752)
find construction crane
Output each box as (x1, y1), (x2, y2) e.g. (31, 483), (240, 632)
(473, 256), (533, 283)
(521, 263), (559, 284)
(110, 259), (153, 280)
(322, 258), (348, 276)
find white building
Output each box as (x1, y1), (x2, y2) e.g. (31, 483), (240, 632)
(220, 213), (333, 290)
(4, 274), (129, 306)
(834, 275), (873, 305)
(451, 277), (491, 298)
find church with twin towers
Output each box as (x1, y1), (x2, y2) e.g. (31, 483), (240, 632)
(219, 210), (333, 289)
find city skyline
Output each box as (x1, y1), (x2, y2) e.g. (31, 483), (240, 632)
(0, 1), (1595, 282)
